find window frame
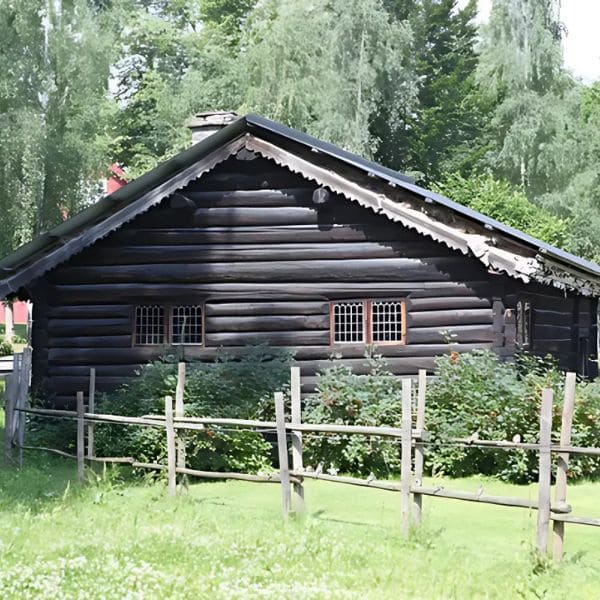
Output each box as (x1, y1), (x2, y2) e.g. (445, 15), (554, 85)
(133, 304), (167, 347)
(170, 303), (205, 346)
(329, 298), (407, 346)
(133, 302), (205, 347)
(515, 298), (532, 349)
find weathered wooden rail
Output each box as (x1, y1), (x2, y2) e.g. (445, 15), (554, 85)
(3, 363), (599, 562)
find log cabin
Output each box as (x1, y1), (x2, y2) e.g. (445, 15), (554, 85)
(1, 112), (599, 407)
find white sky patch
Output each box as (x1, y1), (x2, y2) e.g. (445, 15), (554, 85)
(457, 0), (600, 83)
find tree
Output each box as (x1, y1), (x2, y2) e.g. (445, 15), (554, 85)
(434, 172), (569, 247)
(375, 0), (480, 182)
(0, 0), (116, 255)
(240, 0), (417, 157)
(108, 0), (252, 177)
(476, 0), (576, 197)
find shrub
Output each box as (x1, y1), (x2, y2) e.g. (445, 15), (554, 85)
(426, 350), (600, 482)
(92, 345), (294, 474)
(302, 351), (403, 477)
(303, 349), (600, 483)
(0, 340), (13, 356)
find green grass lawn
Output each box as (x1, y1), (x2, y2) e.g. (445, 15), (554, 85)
(1, 414), (599, 599)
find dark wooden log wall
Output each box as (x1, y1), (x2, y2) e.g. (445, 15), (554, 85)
(28, 154), (597, 406)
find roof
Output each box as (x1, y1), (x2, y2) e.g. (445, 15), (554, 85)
(1, 113), (599, 297)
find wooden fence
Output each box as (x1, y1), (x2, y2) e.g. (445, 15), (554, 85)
(3, 363), (600, 562)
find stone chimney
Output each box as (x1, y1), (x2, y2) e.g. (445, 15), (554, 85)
(186, 111), (238, 144)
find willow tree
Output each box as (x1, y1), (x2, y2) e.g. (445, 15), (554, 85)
(476, 0), (575, 197)
(0, 0), (116, 255)
(240, 0), (417, 158)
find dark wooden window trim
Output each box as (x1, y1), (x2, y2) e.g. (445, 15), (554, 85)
(516, 298), (532, 349)
(329, 298), (407, 346)
(133, 303), (205, 347)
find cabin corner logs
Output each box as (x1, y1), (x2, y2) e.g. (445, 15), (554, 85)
(25, 155), (598, 407)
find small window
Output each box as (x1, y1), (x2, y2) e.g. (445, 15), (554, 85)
(372, 300), (404, 344)
(135, 305), (165, 345)
(331, 299), (406, 345)
(332, 302), (365, 343)
(516, 299), (532, 348)
(172, 305), (203, 345)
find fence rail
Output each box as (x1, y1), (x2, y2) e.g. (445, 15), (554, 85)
(3, 360), (600, 561)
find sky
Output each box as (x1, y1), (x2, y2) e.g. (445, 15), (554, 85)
(459, 0), (600, 83)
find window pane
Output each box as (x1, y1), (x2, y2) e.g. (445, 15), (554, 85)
(333, 302), (364, 343)
(172, 305), (203, 345)
(135, 305), (164, 345)
(372, 301), (403, 343)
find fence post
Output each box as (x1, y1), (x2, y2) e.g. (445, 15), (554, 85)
(3, 368), (16, 465)
(76, 391), (85, 483)
(274, 391), (291, 518)
(552, 372), (576, 560)
(536, 387), (553, 554)
(412, 369), (427, 525)
(165, 395), (177, 497)
(175, 362), (187, 490)
(400, 377), (413, 537)
(290, 367), (304, 513)
(16, 348), (31, 469)
(87, 368), (96, 460)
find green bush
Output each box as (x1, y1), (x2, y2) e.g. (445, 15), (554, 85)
(93, 345), (293, 474)
(426, 351), (600, 482)
(0, 340), (13, 356)
(303, 349), (600, 483)
(302, 352), (403, 477)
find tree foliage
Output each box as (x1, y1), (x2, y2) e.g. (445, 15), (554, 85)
(434, 172), (569, 247)
(0, 0), (116, 255)
(1, 0), (600, 265)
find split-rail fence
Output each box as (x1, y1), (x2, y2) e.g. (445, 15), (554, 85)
(3, 356), (600, 562)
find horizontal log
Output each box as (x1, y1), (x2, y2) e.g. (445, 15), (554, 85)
(408, 324), (495, 344)
(188, 188), (314, 207)
(193, 206), (319, 227)
(19, 407), (164, 428)
(47, 305), (133, 319)
(49, 335), (133, 348)
(408, 296), (492, 311)
(19, 444), (77, 460)
(50, 258), (482, 285)
(205, 301), (328, 317)
(292, 470), (400, 492)
(293, 356), (437, 376)
(409, 308), (493, 328)
(135, 463), (302, 484)
(48, 318), (131, 337)
(518, 294), (575, 312)
(143, 414), (427, 439)
(532, 325), (572, 340)
(48, 364), (142, 377)
(108, 224), (408, 245)
(411, 485), (571, 513)
(46, 342), (490, 366)
(70, 242), (420, 266)
(205, 314), (329, 333)
(205, 330), (329, 346)
(189, 169), (304, 192)
(43, 376), (127, 394)
(532, 309), (572, 326)
(550, 514), (600, 527)
(48, 317), (131, 329)
(48, 281), (493, 303)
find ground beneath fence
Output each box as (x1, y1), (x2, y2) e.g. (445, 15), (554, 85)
(0, 449), (599, 599)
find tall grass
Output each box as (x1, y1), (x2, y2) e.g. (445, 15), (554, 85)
(0, 424), (599, 599)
